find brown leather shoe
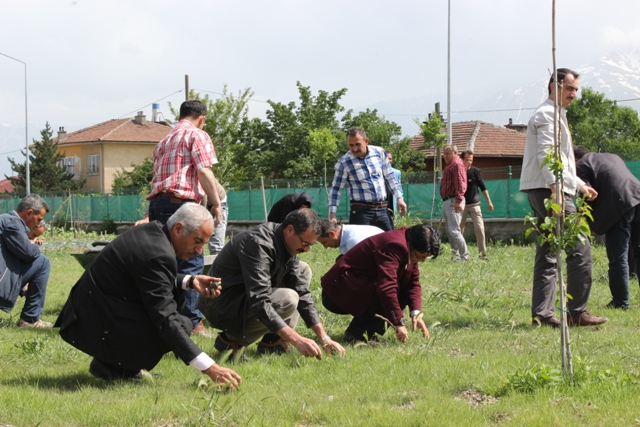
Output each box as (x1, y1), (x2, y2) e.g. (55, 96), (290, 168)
(532, 316), (561, 327)
(569, 311), (608, 327)
(192, 321), (215, 338)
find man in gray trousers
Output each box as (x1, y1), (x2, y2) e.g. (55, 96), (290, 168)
(520, 68), (607, 327)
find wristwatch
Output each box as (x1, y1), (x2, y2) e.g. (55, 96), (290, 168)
(394, 318), (405, 327)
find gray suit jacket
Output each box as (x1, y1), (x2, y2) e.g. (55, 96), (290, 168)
(0, 211), (45, 310)
(576, 152), (640, 235)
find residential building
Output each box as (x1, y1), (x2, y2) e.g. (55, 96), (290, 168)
(411, 120), (526, 179)
(0, 178), (15, 194)
(55, 112), (171, 193)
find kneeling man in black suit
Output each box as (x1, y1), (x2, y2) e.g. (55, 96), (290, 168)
(55, 203), (241, 388)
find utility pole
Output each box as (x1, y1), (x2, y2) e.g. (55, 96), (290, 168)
(0, 52), (29, 194)
(435, 102), (442, 171)
(447, 0), (452, 146)
(185, 75), (189, 101)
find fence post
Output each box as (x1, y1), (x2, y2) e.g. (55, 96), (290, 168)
(261, 177), (268, 221)
(507, 166), (512, 218)
(50, 195), (55, 237)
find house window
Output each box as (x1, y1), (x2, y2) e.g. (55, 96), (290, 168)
(60, 157), (74, 175)
(88, 154), (100, 175)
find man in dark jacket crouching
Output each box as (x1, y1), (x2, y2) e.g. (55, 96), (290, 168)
(56, 203), (241, 387)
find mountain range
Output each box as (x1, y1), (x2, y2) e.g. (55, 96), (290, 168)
(368, 47), (640, 137)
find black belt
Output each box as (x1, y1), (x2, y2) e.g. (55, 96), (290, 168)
(153, 192), (195, 204)
(350, 201), (388, 208)
(442, 196), (455, 201)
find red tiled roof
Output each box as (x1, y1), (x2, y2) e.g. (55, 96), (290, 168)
(411, 121), (526, 158)
(56, 118), (172, 145)
(0, 178), (15, 193)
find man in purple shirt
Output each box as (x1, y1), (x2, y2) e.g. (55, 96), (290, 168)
(440, 145), (469, 261)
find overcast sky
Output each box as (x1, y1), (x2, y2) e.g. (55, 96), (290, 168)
(1, 0), (639, 178)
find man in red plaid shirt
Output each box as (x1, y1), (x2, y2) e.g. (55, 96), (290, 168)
(147, 99), (222, 336)
(440, 144), (469, 261)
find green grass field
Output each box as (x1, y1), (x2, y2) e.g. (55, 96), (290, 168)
(1, 234), (639, 427)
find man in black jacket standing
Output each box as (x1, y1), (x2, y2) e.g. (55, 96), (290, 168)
(575, 146), (640, 309)
(56, 203), (241, 387)
(460, 150), (494, 260)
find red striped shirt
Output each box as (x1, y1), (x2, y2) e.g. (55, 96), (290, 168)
(148, 120), (217, 202)
(440, 155), (467, 202)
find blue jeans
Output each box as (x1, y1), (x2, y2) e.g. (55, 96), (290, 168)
(349, 205), (394, 231)
(12, 255), (50, 322)
(605, 204), (640, 308)
(149, 196), (204, 328)
(207, 201), (228, 256)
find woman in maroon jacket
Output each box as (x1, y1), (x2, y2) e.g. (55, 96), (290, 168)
(321, 224), (440, 343)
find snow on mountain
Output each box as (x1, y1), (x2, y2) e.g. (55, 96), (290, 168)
(366, 48), (640, 137)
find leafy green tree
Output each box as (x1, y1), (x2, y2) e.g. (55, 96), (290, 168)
(6, 122), (85, 193)
(567, 87), (640, 159)
(242, 82), (348, 180)
(308, 127), (338, 191)
(169, 86), (254, 184)
(415, 113), (447, 171)
(341, 108), (403, 146)
(387, 136), (428, 172)
(342, 108), (426, 171)
(415, 113), (448, 220)
(111, 157), (154, 193)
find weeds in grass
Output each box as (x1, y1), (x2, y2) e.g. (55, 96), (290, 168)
(182, 388), (246, 427)
(2, 241), (640, 426)
(0, 314), (16, 328)
(573, 356), (640, 388)
(497, 358), (640, 397)
(14, 336), (48, 355)
(497, 364), (564, 395)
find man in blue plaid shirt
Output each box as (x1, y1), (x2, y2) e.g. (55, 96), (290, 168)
(328, 127), (406, 231)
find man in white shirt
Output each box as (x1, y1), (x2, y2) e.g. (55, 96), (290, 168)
(317, 219), (383, 255)
(520, 68), (607, 328)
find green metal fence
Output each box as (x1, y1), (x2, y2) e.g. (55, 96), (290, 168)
(0, 178), (548, 223)
(3, 160), (640, 223)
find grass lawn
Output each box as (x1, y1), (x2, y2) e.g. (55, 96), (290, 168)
(1, 234), (639, 427)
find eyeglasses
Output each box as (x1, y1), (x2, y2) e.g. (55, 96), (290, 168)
(296, 233), (316, 247)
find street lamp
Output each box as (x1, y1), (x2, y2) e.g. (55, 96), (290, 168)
(0, 52), (30, 195)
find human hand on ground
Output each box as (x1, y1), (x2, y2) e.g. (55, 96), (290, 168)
(202, 364), (241, 390)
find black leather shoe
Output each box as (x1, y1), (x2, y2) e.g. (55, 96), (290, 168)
(89, 358), (114, 380)
(257, 338), (291, 355)
(89, 358), (140, 380)
(343, 330), (380, 344)
(214, 333), (250, 362)
(604, 301), (630, 310)
(215, 333), (239, 352)
(343, 330), (366, 343)
(532, 316), (561, 327)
